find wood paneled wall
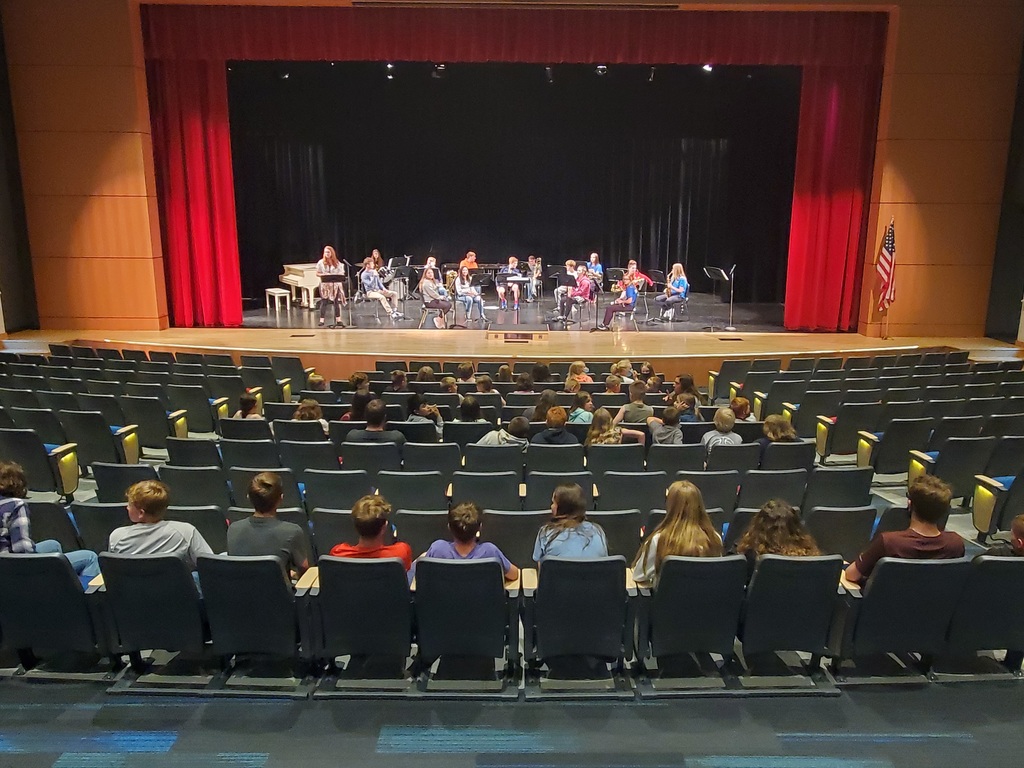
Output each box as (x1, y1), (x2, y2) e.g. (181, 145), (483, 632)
(1, 0), (1021, 335)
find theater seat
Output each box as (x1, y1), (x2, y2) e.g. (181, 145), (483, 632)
(0, 428), (79, 500)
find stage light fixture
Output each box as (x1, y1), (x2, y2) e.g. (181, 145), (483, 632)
(648, 67), (656, 82)
(545, 66), (554, 84)
(595, 65), (608, 76)
(702, 64), (714, 72)
(432, 63), (447, 79)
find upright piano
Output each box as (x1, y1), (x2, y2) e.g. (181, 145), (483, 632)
(278, 263), (319, 308)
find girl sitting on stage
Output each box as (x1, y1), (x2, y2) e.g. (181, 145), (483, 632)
(584, 407), (645, 446)
(655, 263), (689, 320)
(632, 480), (723, 586)
(454, 265), (487, 321)
(419, 268), (452, 329)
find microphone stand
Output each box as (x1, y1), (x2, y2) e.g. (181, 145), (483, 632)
(726, 264), (737, 332)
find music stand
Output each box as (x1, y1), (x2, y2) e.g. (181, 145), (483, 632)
(394, 265), (417, 307)
(319, 274), (349, 327)
(702, 265), (737, 332)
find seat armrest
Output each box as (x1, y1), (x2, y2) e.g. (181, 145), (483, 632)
(521, 567), (538, 596)
(781, 402), (797, 422)
(908, 450), (934, 466)
(166, 409), (189, 439)
(295, 566), (319, 591)
(48, 443), (80, 497)
(973, 475), (1008, 538)
(113, 425), (141, 464)
(303, 367), (316, 376)
(728, 381), (743, 401)
(975, 474), (1007, 492)
(815, 416), (835, 460)
(857, 430), (880, 444)
(856, 431), (878, 468)
(48, 442), (78, 459)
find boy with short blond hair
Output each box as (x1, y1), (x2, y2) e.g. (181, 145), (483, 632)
(109, 480), (213, 569)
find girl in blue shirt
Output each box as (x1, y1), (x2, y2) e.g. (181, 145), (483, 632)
(655, 262), (689, 319)
(533, 483), (608, 561)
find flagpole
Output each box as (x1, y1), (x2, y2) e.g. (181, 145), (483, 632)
(880, 216), (895, 340)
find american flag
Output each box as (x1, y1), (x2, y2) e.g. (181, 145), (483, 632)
(876, 218), (896, 313)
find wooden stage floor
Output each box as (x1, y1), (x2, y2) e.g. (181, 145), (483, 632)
(5, 328), (1020, 382)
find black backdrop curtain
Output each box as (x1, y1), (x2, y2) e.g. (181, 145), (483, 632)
(230, 62), (799, 303)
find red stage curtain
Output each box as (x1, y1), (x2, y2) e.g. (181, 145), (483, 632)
(143, 6), (887, 330)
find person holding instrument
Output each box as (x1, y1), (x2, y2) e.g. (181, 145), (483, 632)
(496, 255), (522, 311)
(419, 267), (452, 329)
(315, 245), (346, 328)
(655, 262), (689, 319)
(455, 264), (487, 321)
(361, 256), (401, 319)
(557, 264), (593, 321)
(595, 274), (638, 330)
(525, 254), (543, 302)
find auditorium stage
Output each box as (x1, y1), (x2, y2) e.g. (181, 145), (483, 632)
(6, 327), (1020, 384)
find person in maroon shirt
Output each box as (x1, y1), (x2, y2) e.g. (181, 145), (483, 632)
(845, 475), (964, 586)
(330, 495), (413, 570)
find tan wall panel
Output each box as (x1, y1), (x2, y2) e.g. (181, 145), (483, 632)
(872, 263), (991, 326)
(871, 202), (1000, 267)
(33, 257), (166, 320)
(17, 132), (150, 197)
(38, 316), (169, 331)
(884, 321), (988, 336)
(1, 0), (136, 67)
(878, 139), (1010, 205)
(887, 73), (1018, 142)
(894, 4), (1024, 75)
(23, 195), (157, 260)
(8, 65), (149, 134)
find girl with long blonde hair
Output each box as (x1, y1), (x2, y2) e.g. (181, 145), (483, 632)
(584, 406), (644, 446)
(632, 481), (722, 585)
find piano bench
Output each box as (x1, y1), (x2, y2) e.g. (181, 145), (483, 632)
(266, 287), (291, 311)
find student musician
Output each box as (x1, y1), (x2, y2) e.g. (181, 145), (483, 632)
(419, 267), (452, 329)
(361, 256), (401, 319)
(557, 264), (593, 321)
(525, 254), (543, 302)
(586, 252), (604, 293)
(315, 245), (346, 328)
(655, 262), (689, 319)
(458, 250), (479, 272)
(596, 275), (638, 331)
(496, 255), (522, 311)
(455, 265), (487, 321)
(552, 259), (578, 306)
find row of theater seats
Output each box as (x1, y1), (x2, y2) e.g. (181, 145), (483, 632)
(1, 550), (1019, 696)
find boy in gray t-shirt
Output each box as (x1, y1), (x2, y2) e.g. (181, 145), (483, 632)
(614, 381), (654, 425)
(109, 480), (212, 570)
(227, 472), (308, 578)
(647, 407), (683, 445)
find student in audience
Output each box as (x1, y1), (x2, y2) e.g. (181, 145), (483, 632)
(532, 363), (552, 385)
(613, 381), (654, 425)
(496, 365), (513, 382)
(306, 373), (328, 392)
(987, 513), (1024, 557)
(675, 393), (699, 423)
(348, 371), (373, 397)
(475, 375), (505, 407)
(734, 499), (820, 578)
(844, 476), (964, 586)
(415, 365), (436, 382)
(702, 407), (743, 454)
(585, 407), (645, 446)
(646, 406), (683, 445)
(439, 376), (462, 402)
(406, 393), (444, 438)
(233, 393), (262, 420)
(632, 481), (723, 585)
(533, 483), (608, 561)
(227, 472), (308, 578)
(638, 361), (656, 380)
(109, 480), (213, 570)
(346, 399), (407, 446)
(455, 395), (489, 423)
(515, 373), (534, 393)
(0, 462), (100, 583)
(415, 502), (519, 582)
(730, 397), (756, 422)
(387, 370), (409, 393)
(532, 406), (579, 445)
(568, 360), (593, 384)
(293, 398), (329, 435)
(341, 391), (374, 422)
(524, 389), (558, 422)
(562, 378), (581, 395)
(664, 374), (703, 406)
(568, 392), (595, 424)
(476, 415), (531, 448)
(456, 362), (476, 384)
(611, 360), (635, 384)
(329, 495), (412, 570)
(757, 414), (799, 462)
(604, 375), (623, 395)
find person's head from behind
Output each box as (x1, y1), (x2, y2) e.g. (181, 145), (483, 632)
(307, 373), (327, 392)
(907, 475), (952, 526)
(713, 406), (736, 433)
(365, 398), (388, 428)
(546, 406), (568, 430)
(1010, 514), (1024, 553)
(628, 381), (647, 403)
(0, 461), (27, 499)
(348, 391), (374, 421)
(126, 480), (170, 523)
(457, 362), (475, 382)
(496, 365), (512, 382)
(248, 472), (284, 515)
(459, 395), (482, 421)
(476, 374), (493, 393)
(661, 406), (680, 427)
(676, 393), (696, 415)
(569, 361), (587, 380)
(351, 494), (391, 540)
(737, 499), (820, 556)
(587, 407), (614, 440)
(572, 391), (593, 413)
(391, 370), (407, 389)
(533, 389), (558, 422)
(508, 416), (531, 439)
(605, 374), (622, 393)
(416, 365), (435, 382)
(642, 480), (723, 565)
(563, 378), (580, 394)
(293, 399), (323, 422)
(238, 393), (258, 417)
(532, 363), (550, 383)
(763, 414), (796, 442)
(349, 371), (369, 392)
(551, 483), (586, 523)
(440, 376), (457, 393)
(516, 373), (533, 392)
(730, 397), (751, 421)
(448, 502), (482, 544)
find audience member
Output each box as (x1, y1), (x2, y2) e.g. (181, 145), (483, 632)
(584, 407), (645, 446)
(986, 514), (1024, 557)
(562, 378), (581, 395)
(348, 371), (372, 397)
(664, 373), (703, 406)
(475, 375), (505, 406)
(387, 370), (408, 393)
(515, 373), (534, 393)
(757, 414), (799, 462)
(524, 389), (558, 422)
(306, 373), (328, 392)
(346, 399), (407, 446)
(611, 360), (635, 384)
(568, 360), (593, 384)
(414, 502), (519, 582)
(632, 481), (723, 585)
(646, 406), (683, 445)
(568, 392), (595, 424)
(495, 365), (513, 382)
(702, 407), (743, 454)
(532, 363), (552, 384)
(844, 476), (964, 586)
(233, 393), (262, 420)
(456, 363), (476, 384)
(439, 376), (462, 402)
(109, 481), (213, 570)
(455, 395), (488, 423)
(415, 365), (436, 382)
(533, 484), (608, 561)
(341, 391), (374, 422)
(227, 472), (308, 577)
(406, 393), (444, 438)
(292, 398), (328, 435)
(734, 499), (820, 579)
(476, 416), (531, 448)
(675, 393), (699, 422)
(0, 462), (100, 583)
(329, 495), (412, 570)
(531, 406), (578, 445)
(613, 381), (654, 424)
(604, 375), (622, 395)
(730, 397), (756, 422)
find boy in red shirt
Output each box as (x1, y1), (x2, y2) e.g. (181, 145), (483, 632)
(330, 495), (413, 570)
